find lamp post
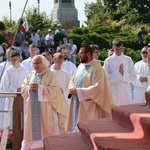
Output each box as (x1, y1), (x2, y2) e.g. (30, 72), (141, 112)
(37, 0), (40, 15)
(9, 1), (12, 26)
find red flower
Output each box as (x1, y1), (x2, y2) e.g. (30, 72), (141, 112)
(8, 133), (13, 139)
(0, 135), (2, 140)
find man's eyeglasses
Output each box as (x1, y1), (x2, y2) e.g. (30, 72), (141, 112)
(142, 51), (148, 54)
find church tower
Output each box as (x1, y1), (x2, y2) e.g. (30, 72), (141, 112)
(51, 0), (79, 26)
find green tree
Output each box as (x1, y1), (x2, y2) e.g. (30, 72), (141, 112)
(85, 0), (110, 26)
(85, 0), (150, 25)
(0, 21), (5, 30)
(25, 7), (52, 30)
(41, 12), (52, 28)
(1, 16), (17, 31)
(1, 16), (10, 28)
(130, 0), (150, 23)
(0, 21), (6, 44)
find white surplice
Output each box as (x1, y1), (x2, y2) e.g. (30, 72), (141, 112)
(0, 45), (4, 62)
(0, 64), (28, 92)
(103, 53), (136, 106)
(133, 60), (150, 103)
(0, 64), (28, 129)
(0, 61), (12, 129)
(0, 61), (12, 76)
(51, 68), (71, 111)
(22, 57), (33, 73)
(51, 60), (76, 77)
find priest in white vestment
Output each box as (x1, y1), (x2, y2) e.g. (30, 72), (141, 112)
(134, 46), (150, 103)
(66, 45), (114, 132)
(22, 43), (39, 73)
(0, 51), (28, 130)
(21, 55), (66, 150)
(103, 39), (136, 106)
(51, 52), (71, 112)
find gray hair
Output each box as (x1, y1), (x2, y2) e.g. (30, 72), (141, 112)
(31, 55), (49, 68)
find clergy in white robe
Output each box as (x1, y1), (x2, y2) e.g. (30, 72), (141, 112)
(103, 39), (136, 106)
(21, 55), (66, 150)
(51, 46), (76, 77)
(22, 57), (33, 73)
(22, 43), (39, 73)
(133, 46), (150, 103)
(51, 52), (71, 112)
(51, 60), (76, 77)
(61, 60), (76, 77)
(0, 47), (15, 78)
(0, 47), (14, 129)
(0, 63), (28, 92)
(0, 61), (11, 77)
(66, 46), (114, 132)
(0, 45), (4, 63)
(0, 51), (28, 130)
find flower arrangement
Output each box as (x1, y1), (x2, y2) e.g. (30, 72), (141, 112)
(0, 132), (13, 149)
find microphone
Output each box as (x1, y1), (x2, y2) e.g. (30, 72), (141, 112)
(68, 94), (72, 99)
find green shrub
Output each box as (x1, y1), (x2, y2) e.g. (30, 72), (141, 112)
(123, 48), (141, 63)
(0, 22), (5, 30)
(0, 32), (5, 44)
(144, 35), (150, 44)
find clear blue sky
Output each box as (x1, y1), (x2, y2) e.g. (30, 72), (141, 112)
(0, 0), (96, 24)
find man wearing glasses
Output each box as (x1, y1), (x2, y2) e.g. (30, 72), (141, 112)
(133, 46), (150, 103)
(66, 45), (114, 132)
(22, 43), (39, 73)
(52, 46), (76, 77)
(103, 39), (136, 106)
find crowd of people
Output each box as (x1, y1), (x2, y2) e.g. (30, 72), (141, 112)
(0, 24), (149, 150)
(1, 23), (76, 63)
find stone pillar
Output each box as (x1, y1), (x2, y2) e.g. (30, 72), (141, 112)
(51, 0), (79, 26)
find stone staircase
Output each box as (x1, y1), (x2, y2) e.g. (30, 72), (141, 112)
(37, 91), (150, 150)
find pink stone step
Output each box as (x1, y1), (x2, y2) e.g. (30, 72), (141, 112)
(43, 132), (88, 150)
(112, 104), (150, 140)
(37, 92), (150, 150)
(30, 147), (43, 150)
(78, 119), (150, 150)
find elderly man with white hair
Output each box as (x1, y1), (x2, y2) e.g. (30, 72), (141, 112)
(21, 55), (66, 150)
